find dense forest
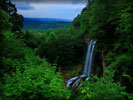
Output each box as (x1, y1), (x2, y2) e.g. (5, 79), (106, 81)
(0, 0), (133, 100)
(23, 18), (72, 31)
(23, 22), (72, 31)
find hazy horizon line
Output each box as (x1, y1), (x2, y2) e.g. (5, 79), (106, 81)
(24, 17), (73, 21)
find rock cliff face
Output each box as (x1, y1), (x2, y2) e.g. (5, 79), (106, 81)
(91, 50), (108, 77)
(84, 36), (90, 44)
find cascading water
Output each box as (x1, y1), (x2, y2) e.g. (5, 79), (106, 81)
(66, 40), (96, 88)
(86, 40), (96, 77)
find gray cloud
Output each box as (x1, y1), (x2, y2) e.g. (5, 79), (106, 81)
(11, 0), (88, 4)
(11, 0), (87, 20)
(16, 3), (34, 10)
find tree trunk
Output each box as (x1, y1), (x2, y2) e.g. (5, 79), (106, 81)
(101, 52), (106, 76)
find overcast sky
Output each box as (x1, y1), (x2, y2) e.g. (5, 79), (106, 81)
(12, 0), (88, 20)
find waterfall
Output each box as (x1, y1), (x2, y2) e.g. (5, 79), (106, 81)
(86, 40), (96, 76)
(66, 40), (96, 88)
(83, 40), (93, 75)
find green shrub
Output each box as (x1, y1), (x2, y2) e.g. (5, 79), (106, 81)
(108, 54), (133, 92)
(22, 30), (44, 48)
(75, 70), (128, 100)
(0, 30), (72, 100)
(1, 59), (71, 100)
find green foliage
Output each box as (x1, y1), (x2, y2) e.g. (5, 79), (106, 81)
(75, 70), (128, 100)
(0, 10), (13, 72)
(2, 32), (25, 58)
(38, 28), (86, 67)
(23, 22), (72, 31)
(22, 30), (44, 48)
(73, 0), (133, 93)
(16, 28), (86, 68)
(116, 5), (133, 35)
(0, 29), (71, 100)
(0, 11), (71, 99)
(2, 61), (71, 100)
(0, 10), (12, 31)
(0, 0), (132, 99)
(73, 14), (81, 29)
(0, 0), (24, 32)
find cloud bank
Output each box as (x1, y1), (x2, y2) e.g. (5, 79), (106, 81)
(11, 0), (87, 20)
(16, 3), (34, 10)
(12, 0), (88, 4)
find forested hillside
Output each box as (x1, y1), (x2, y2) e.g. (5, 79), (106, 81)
(23, 18), (72, 31)
(73, 0), (133, 93)
(23, 22), (72, 31)
(0, 0), (132, 100)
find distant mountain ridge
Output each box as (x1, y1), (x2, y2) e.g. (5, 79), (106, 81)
(24, 17), (72, 24)
(23, 17), (72, 31)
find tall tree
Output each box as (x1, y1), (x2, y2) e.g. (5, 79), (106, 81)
(0, 0), (23, 32)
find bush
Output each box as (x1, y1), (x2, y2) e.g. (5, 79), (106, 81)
(2, 60), (71, 100)
(22, 30), (44, 48)
(0, 30), (71, 100)
(108, 54), (133, 93)
(74, 70), (128, 100)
